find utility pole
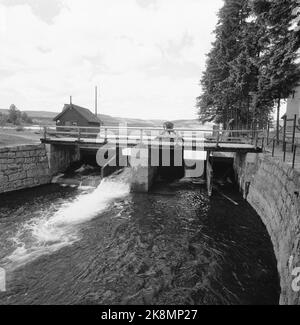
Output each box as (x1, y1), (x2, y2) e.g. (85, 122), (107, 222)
(95, 86), (98, 117)
(70, 96), (72, 105)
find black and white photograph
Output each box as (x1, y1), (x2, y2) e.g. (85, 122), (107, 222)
(0, 0), (300, 309)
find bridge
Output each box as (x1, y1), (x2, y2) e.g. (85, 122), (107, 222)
(41, 125), (263, 151)
(41, 125), (264, 195)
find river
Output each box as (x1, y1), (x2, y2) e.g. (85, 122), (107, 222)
(0, 169), (280, 305)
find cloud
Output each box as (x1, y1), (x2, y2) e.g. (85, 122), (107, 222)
(0, 0), (65, 24)
(143, 58), (201, 79)
(0, 68), (15, 80)
(0, 0), (223, 119)
(136, 0), (157, 9)
(37, 46), (52, 54)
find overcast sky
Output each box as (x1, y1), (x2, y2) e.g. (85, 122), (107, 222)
(0, 0), (223, 120)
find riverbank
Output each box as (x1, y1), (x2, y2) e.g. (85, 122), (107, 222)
(0, 128), (41, 147)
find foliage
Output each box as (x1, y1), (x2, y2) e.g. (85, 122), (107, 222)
(6, 104), (33, 125)
(197, 0), (300, 130)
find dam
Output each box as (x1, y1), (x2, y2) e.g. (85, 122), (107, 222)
(0, 125), (286, 305)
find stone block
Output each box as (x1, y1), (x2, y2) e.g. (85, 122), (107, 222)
(0, 175), (8, 183)
(8, 173), (20, 182)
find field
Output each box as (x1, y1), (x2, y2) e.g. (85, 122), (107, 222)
(0, 128), (42, 147)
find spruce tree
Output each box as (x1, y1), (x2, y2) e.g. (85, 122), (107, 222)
(197, 0), (251, 127)
(198, 0), (300, 133)
(255, 0), (300, 142)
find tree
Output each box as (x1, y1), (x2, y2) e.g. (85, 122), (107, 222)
(197, 0), (259, 128)
(254, 0), (300, 142)
(0, 113), (7, 127)
(198, 0), (300, 133)
(7, 104), (33, 125)
(8, 104), (20, 125)
(21, 112), (33, 124)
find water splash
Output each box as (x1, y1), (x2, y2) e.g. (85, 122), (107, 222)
(3, 173), (130, 270)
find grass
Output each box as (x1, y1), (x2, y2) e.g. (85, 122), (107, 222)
(0, 128), (42, 147)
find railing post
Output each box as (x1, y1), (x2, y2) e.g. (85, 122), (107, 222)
(78, 127), (81, 141)
(192, 131), (196, 151)
(255, 131), (258, 148)
(272, 139), (275, 157)
(216, 130), (220, 147)
(282, 115), (287, 151)
(283, 141), (286, 162)
(293, 145), (297, 169)
(140, 129), (143, 143)
(43, 126), (47, 140)
(104, 128), (108, 142)
(267, 121), (270, 146)
(292, 114), (297, 153)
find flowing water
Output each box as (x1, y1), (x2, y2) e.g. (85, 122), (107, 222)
(0, 169), (280, 305)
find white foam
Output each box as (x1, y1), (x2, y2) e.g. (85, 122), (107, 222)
(4, 177), (130, 270)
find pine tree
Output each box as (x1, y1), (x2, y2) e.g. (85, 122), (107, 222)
(197, 0), (252, 127)
(198, 0), (300, 132)
(254, 0), (300, 142)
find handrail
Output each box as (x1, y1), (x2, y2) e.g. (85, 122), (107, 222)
(46, 125), (265, 133)
(42, 126), (264, 154)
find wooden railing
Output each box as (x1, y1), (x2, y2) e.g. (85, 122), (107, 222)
(43, 125), (265, 148)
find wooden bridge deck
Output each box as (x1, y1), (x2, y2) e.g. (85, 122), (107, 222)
(41, 137), (260, 153)
(40, 126), (264, 153)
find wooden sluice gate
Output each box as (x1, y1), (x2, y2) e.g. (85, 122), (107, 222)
(41, 125), (263, 196)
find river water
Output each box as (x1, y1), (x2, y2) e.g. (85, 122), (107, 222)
(0, 169), (280, 305)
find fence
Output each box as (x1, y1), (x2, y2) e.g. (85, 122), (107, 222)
(266, 115), (299, 169)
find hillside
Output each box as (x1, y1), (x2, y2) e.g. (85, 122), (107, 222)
(0, 108), (206, 128)
(99, 114), (164, 127)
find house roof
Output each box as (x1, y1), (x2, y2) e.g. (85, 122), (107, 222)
(53, 104), (101, 124)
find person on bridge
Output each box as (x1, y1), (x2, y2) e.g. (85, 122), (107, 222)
(162, 121), (177, 137)
(157, 121), (183, 144)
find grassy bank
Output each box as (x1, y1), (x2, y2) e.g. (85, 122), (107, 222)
(0, 128), (41, 147)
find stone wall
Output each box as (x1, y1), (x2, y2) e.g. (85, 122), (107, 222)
(234, 152), (300, 305)
(0, 144), (51, 194)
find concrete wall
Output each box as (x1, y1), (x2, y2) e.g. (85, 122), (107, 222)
(234, 152), (300, 305)
(129, 145), (158, 192)
(130, 164), (158, 192)
(45, 144), (80, 176)
(0, 144), (51, 194)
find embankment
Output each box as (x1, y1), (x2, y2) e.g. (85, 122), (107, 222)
(0, 144), (51, 194)
(234, 152), (300, 305)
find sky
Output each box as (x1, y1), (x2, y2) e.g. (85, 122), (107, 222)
(0, 0), (223, 120)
